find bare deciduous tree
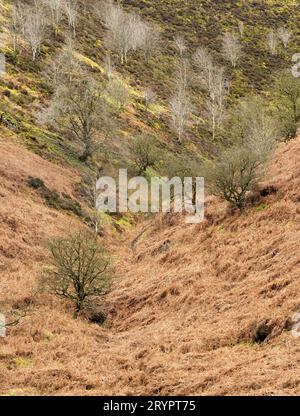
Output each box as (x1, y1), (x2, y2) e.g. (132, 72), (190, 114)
(174, 58), (191, 96)
(47, 77), (106, 161)
(82, 169), (105, 235)
(203, 143), (266, 211)
(131, 134), (158, 174)
(230, 97), (279, 155)
(91, 176), (103, 236)
(204, 97), (278, 210)
(45, 37), (82, 86)
(63, 0), (78, 36)
(44, 0), (63, 34)
(194, 46), (215, 90)
(97, 0), (157, 64)
(169, 91), (192, 144)
(201, 98), (280, 214)
(106, 77), (130, 111)
(174, 35), (187, 57)
(98, 0), (134, 64)
(277, 27), (292, 48)
(222, 32), (242, 67)
(9, 2), (25, 52)
(23, 3), (46, 61)
(205, 73), (227, 141)
(194, 47), (228, 140)
(169, 58), (193, 143)
(266, 29), (278, 55)
(103, 54), (114, 79)
(45, 231), (111, 317)
(140, 22), (160, 64)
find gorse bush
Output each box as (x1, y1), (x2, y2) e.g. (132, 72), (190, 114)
(45, 231), (112, 317)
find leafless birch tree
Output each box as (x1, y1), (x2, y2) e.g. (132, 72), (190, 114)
(222, 32), (242, 67)
(83, 170), (104, 235)
(174, 35), (187, 57)
(206, 68), (227, 141)
(266, 29), (278, 55)
(44, 0), (64, 34)
(103, 54), (114, 79)
(194, 46), (228, 140)
(106, 77), (130, 111)
(169, 58), (193, 143)
(140, 22), (160, 63)
(175, 58), (192, 96)
(97, 0), (133, 63)
(9, 2), (25, 52)
(169, 91), (192, 144)
(63, 0), (78, 36)
(23, 4), (46, 61)
(97, 0), (158, 64)
(45, 37), (82, 87)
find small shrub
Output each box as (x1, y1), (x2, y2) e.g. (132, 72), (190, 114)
(274, 71), (300, 139)
(106, 78), (130, 111)
(131, 134), (159, 174)
(203, 144), (266, 211)
(252, 321), (273, 344)
(87, 311), (107, 325)
(27, 176), (45, 189)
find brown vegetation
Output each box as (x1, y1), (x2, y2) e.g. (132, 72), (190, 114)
(1, 131), (300, 395)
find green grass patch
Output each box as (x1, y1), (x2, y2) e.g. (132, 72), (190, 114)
(255, 203), (269, 212)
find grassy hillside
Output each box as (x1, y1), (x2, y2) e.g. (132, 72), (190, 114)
(124, 0), (300, 92)
(1, 0), (299, 167)
(2, 131), (300, 395)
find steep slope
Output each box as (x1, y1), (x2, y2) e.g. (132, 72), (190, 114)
(1, 134), (300, 396)
(124, 0), (300, 94)
(2, 0), (299, 169)
(104, 135), (300, 396)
